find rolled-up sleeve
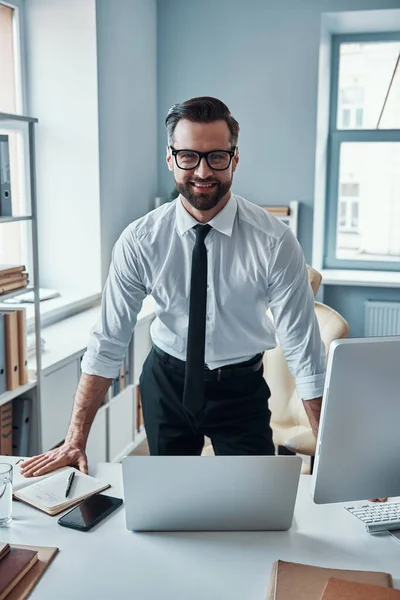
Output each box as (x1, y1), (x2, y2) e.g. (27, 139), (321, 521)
(267, 228), (326, 400)
(81, 226), (147, 379)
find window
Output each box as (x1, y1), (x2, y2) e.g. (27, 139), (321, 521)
(0, 3), (28, 270)
(325, 34), (400, 270)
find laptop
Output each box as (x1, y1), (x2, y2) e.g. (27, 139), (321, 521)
(122, 455), (302, 531)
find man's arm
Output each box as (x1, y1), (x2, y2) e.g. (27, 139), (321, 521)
(21, 373), (112, 477)
(302, 396), (322, 438)
(21, 226), (147, 477)
(267, 229), (326, 409)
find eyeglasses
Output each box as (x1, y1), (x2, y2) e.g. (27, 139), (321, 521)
(169, 146), (236, 171)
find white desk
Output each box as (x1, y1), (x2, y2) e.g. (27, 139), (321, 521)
(3, 467), (400, 600)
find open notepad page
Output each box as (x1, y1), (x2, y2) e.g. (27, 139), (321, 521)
(13, 468), (110, 515)
(2, 456), (70, 492)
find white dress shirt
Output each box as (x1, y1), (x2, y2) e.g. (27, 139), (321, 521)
(81, 193), (325, 400)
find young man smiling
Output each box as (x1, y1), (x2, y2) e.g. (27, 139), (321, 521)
(21, 96), (325, 477)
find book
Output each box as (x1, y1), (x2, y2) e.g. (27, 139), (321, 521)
(1, 456), (70, 493)
(0, 547), (38, 600)
(13, 464), (110, 516)
(0, 543), (10, 562)
(0, 402), (13, 455)
(0, 281), (28, 295)
(262, 206), (290, 216)
(0, 265), (25, 278)
(4, 544), (58, 600)
(0, 273), (28, 287)
(321, 578), (400, 599)
(267, 560), (393, 600)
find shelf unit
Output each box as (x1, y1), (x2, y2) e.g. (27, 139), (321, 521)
(0, 112), (42, 449)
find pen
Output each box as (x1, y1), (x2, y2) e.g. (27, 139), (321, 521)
(65, 471), (75, 498)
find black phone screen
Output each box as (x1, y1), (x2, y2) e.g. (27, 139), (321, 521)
(58, 493), (123, 531)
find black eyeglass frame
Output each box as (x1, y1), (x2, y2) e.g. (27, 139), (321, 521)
(169, 146), (237, 171)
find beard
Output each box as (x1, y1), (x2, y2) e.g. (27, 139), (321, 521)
(175, 176), (232, 211)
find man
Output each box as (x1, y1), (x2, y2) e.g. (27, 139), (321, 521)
(21, 96), (325, 477)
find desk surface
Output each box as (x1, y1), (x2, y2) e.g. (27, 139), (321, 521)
(3, 466), (400, 600)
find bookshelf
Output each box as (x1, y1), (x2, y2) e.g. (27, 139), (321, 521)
(0, 112), (42, 452)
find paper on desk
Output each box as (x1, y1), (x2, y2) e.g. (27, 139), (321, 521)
(0, 456), (70, 492)
(16, 468), (106, 509)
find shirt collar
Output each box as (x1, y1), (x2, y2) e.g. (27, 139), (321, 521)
(175, 193), (237, 238)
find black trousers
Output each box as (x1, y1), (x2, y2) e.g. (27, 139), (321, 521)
(139, 346), (275, 456)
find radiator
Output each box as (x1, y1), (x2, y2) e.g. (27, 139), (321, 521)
(365, 301), (400, 336)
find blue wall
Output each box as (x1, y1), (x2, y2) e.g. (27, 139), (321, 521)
(157, 0), (400, 335)
(96, 0), (157, 284)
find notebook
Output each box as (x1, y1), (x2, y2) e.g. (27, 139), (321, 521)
(14, 467), (110, 516)
(321, 578), (400, 599)
(0, 547), (38, 600)
(5, 544), (58, 600)
(0, 544), (10, 561)
(267, 560), (393, 600)
(1, 455), (70, 493)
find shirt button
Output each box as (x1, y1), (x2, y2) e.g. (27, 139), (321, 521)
(206, 315), (210, 321)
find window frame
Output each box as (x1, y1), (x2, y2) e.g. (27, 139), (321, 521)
(325, 32), (400, 272)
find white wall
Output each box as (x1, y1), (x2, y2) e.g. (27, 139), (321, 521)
(25, 0), (102, 296)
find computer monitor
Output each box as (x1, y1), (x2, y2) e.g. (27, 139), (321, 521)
(311, 336), (400, 504)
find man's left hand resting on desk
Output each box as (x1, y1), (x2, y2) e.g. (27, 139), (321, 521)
(21, 373), (113, 477)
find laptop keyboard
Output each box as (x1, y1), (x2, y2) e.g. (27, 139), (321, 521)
(345, 502), (400, 533)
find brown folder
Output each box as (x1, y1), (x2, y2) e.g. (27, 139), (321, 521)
(321, 578), (400, 599)
(15, 308), (28, 385)
(2, 311), (19, 389)
(267, 560), (393, 600)
(0, 265), (25, 278)
(0, 547), (38, 600)
(5, 544), (59, 600)
(0, 401), (12, 455)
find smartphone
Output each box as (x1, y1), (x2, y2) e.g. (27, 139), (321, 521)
(57, 493), (123, 532)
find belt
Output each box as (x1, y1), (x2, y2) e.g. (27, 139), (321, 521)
(152, 345), (264, 381)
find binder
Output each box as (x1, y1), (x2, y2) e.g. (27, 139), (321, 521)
(0, 401), (13, 456)
(12, 395), (31, 456)
(2, 311), (19, 390)
(0, 314), (6, 395)
(13, 308), (28, 385)
(0, 135), (12, 217)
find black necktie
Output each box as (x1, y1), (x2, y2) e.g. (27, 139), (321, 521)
(183, 224), (212, 416)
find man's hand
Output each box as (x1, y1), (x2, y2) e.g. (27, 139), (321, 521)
(302, 396), (322, 438)
(20, 440), (88, 478)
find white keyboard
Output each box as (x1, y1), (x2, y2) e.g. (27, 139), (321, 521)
(345, 502), (400, 533)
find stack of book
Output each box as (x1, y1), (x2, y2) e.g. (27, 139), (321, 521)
(267, 560), (399, 599)
(0, 541), (58, 599)
(262, 206), (290, 217)
(0, 265), (29, 296)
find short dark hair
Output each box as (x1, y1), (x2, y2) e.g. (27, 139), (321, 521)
(165, 96), (239, 146)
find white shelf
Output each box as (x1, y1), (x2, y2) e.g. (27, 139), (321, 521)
(0, 215), (32, 224)
(0, 379), (37, 407)
(0, 285), (34, 303)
